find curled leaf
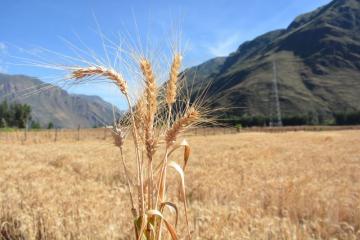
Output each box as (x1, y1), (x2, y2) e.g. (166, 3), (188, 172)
(168, 161), (192, 239)
(168, 139), (191, 170)
(146, 209), (178, 240)
(160, 201), (179, 226)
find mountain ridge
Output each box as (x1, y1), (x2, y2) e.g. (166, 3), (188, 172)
(185, 0), (360, 122)
(0, 73), (118, 128)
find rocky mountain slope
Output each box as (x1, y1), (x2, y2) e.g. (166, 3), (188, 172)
(186, 0), (360, 121)
(0, 73), (117, 128)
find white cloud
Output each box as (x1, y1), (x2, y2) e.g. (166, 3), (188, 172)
(207, 33), (241, 57)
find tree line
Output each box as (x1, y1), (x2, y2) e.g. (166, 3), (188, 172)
(2, 99), (359, 129)
(0, 100), (43, 129)
(222, 111), (360, 127)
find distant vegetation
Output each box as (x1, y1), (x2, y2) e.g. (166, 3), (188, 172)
(222, 111), (360, 127)
(0, 100), (41, 129)
(334, 111), (360, 125)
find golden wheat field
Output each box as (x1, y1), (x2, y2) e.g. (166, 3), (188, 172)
(1, 130), (360, 240)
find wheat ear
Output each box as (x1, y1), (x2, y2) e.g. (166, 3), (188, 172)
(134, 95), (146, 142)
(72, 66), (128, 95)
(166, 53), (182, 105)
(165, 107), (200, 147)
(140, 58), (158, 159)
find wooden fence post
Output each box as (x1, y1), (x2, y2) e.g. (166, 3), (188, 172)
(54, 128), (58, 142)
(77, 125), (80, 141)
(24, 127), (28, 143)
(103, 128), (107, 140)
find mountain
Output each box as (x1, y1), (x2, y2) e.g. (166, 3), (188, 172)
(0, 73), (118, 128)
(186, 0), (360, 122)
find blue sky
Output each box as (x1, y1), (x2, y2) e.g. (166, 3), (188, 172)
(0, 0), (331, 109)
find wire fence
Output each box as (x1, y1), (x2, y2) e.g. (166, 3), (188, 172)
(0, 128), (110, 144)
(1, 125), (360, 144)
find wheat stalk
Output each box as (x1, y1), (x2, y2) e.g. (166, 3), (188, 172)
(139, 58), (158, 213)
(69, 50), (200, 240)
(71, 65), (145, 218)
(112, 126), (136, 217)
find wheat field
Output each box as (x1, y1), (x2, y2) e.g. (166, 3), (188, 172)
(0, 130), (359, 239)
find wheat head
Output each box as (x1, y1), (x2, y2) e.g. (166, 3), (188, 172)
(165, 107), (200, 147)
(139, 58), (158, 160)
(166, 53), (182, 105)
(72, 66), (128, 95)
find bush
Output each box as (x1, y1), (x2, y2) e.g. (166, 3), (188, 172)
(282, 115), (308, 126)
(31, 121), (41, 129)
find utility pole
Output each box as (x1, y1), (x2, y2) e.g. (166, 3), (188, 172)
(271, 60), (283, 127)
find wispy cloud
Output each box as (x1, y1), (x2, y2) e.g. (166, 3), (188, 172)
(207, 33), (241, 57)
(0, 42), (8, 73)
(0, 42), (7, 53)
(17, 46), (44, 55)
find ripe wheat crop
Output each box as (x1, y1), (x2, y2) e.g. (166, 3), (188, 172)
(0, 131), (360, 239)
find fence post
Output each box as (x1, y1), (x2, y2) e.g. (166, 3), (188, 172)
(77, 125), (81, 141)
(24, 126), (28, 142)
(54, 128), (58, 142)
(103, 127), (107, 140)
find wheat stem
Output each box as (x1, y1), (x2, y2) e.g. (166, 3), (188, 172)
(125, 95), (145, 216)
(119, 147), (136, 217)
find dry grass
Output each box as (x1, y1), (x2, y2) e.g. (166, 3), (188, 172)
(1, 130), (359, 239)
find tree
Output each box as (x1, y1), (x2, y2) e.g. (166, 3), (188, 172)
(47, 122), (54, 129)
(0, 100), (33, 128)
(0, 118), (7, 128)
(0, 101), (9, 127)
